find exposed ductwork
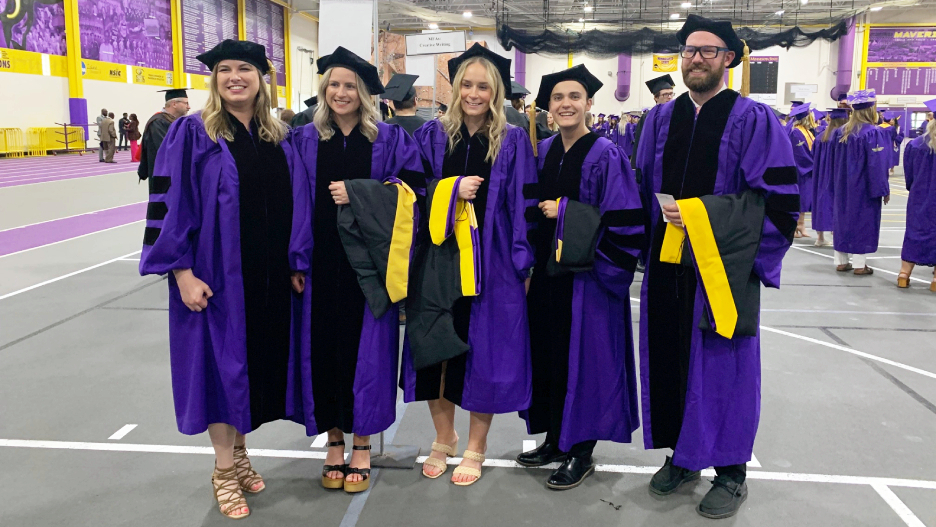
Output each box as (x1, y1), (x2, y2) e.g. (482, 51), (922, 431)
(515, 50), (526, 87)
(615, 54), (631, 102)
(831, 17), (856, 101)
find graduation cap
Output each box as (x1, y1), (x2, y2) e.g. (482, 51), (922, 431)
(438, 103), (448, 112)
(676, 14), (745, 69)
(829, 108), (850, 120)
(534, 64), (603, 111)
(597, 113), (606, 118)
(788, 102), (812, 119)
(836, 92), (849, 102)
(508, 81), (531, 100)
(447, 43), (512, 98)
(158, 88), (189, 102)
(317, 46), (385, 95)
(304, 95), (318, 108)
(925, 98), (936, 113)
(790, 100), (804, 107)
(847, 89), (876, 110)
(645, 74), (675, 95)
(196, 39), (271, 75)
(881, 110), (901, 121)
(383, 73), (418, 103)
(812, 109), (826, 120)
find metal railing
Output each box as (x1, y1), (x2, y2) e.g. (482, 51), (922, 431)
(0, 128), (25, 158)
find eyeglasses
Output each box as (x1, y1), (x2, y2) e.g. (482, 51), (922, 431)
(679, 45), (731, 59)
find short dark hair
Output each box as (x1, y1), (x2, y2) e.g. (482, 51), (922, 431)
(394, 97), (416, 111)
(122, 113), (128, 117)
(108, 112), (114, 118)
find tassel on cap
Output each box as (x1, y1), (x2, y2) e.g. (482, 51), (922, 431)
(267, 59), (278, 109)
(739, 40), (751, 98)
(528, 104), (538, 157)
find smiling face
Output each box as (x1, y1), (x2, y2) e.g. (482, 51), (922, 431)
(216, 60), (260, 108)
(681, 31), (733, 94)
(459, 61), (494, 119)
(548, 80), (592, 131)
(325, 67), (361, 117)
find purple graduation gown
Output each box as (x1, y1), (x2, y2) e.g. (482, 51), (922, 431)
(523, 134), (643, 451)
(623, 122), (637, 154)
(789, 126), (815, 212)
(400, 120), (537, 414)
(830, 125), (891, 255)
(811, 134), (836, 232)
(901, 136), (936, 266)
(289, 121), (425, 436)
(139, 113), (314, 435)
(636, 91), (798, 471)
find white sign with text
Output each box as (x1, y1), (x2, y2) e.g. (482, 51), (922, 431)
(405, 31), (467, 56)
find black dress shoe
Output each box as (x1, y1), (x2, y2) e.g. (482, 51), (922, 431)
(697, 476), (747, 519)
(649, 456), (701, 495)
(516, 442), (566, 467)
(546, 454), (595, 490)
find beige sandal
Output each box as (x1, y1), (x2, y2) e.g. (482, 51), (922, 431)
(212, 464), (250, 520)
(452, 450), (485, 487)
(233, 446), (265, 493)
(422, 440), (458, 479)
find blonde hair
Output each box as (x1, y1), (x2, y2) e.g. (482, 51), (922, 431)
(839, 105), (878, 143)
(585, 111), (594, 128)
(820, 117), (848, 143)
(441, 56), (507, 163)
(202, 62), (286, 144)
(925, 118), (936, 154)
(313, 67), (379, 143)
(795, 112), (817, 131)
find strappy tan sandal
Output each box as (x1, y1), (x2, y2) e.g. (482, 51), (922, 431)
(930, 272), (936, 293)
(233, 446), (265, 493)
(422, 440), (458, 479)
(897, 273), (910, 288)
(212, 464), (249, 520)
(321, 440), (348, 490)
(854, 267), (874, 276)
(836, 264), (853, 272)
(344, 445), (372, 494)
(452, 450), (485, 487)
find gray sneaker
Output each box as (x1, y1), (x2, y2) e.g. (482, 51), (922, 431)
(697, 476), (748, 519)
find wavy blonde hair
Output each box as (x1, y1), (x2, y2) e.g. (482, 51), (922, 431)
(313, 67), (379, 143)
(794, 112), (817, 132)
(441, 56), (506, 163)
(839, 105), (878, 143)
(924, 118), (936, 154)
(820, 117), (848, 143)
(202, 62), (286, 144)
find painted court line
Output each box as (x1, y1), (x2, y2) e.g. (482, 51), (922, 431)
(522, 440), (537, 453)
(789, 245), (929, 284)
(311, 434), (328, 448)
(0, 201), (147, 233)
(749, 453), (762, 468)
(762, 309), (936, 317)
(108, 424), (138, 441)
(0, 221), (144, 260)
(871, 484), (926, 527)
(2, 438), (935, 491)
(0, 250), (142, 301)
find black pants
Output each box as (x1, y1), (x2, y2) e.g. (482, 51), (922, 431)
(118, 133), (127, 150)
(546, 430), (596, 458)
(714, 464), (747, 484)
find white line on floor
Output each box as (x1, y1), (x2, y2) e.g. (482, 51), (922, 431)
(2, 438), (935, 491)
(311, 434), (327, 448)
(0, 250), (141, 301)
(789, 245), (929, 284)
(117, 258), (141, 261)
(0, 201), (147, 233)
(871, 484), (926, 527)
(761, 326), (936, 380)
(0, 221), (145, 260)
(749, 453), (762, 468)
(762, 309), (936, 316)
(108, 424), (138, 441)
(522, 440), (537, 453)
(865, 256), (904, 260)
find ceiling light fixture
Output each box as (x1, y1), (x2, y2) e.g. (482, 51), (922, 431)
(584, 4), (594, 12)
(775, 9), (785, 15)
(670, 13), (680, 19)
(428, 22), (439, 29)
(463, 11), (472, 18)
(870, 5), (883, 10)
(579, 17), (585, 22)
(681, 2), (692, 7)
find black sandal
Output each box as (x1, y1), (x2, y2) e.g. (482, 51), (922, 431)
(321, 441), (348, 489)
(344, 445), (372, 494)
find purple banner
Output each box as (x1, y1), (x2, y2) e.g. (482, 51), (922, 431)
(865, 67), (936, 96)
(1, 0), (66, 55)
(244, 0), (285, 86)
(181, 0), (239, 76)
(78, 0), (173, 70)
(867, 27), (936, 63)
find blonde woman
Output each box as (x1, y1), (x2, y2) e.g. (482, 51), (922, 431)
(139, 39), (312, 520)
(830, 89), (891, 275)
(289, 46), (425, 494)
(896, 100), (936, 290)
(787, 103), (816, 238)
(402, 43), (538, 486)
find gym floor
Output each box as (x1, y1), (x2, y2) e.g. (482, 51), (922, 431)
(1, 152), (933, 527)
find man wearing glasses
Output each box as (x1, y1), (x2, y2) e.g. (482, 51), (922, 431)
(635, 15), (798, 519)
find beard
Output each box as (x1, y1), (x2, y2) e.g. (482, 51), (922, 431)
(682, 62), (725, 93)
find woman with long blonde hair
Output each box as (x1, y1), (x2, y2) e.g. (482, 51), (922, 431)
(289, 46), (425, 494)
(787, 103), (817, 238)
(829, 89), (892, 275)
(896, 100), (936, 290)
(402, 43), (538, 486)
(811, 108), (849, 246)
(139, 40), (312, 520)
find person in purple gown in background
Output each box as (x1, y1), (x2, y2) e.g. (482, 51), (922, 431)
(811, 108), (850, 247)
(787, 103), (817, 238)
(896, 98), (936, 291)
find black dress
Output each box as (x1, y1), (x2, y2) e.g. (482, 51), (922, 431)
(412, 123), (493, 405)
(310, 124), (374, 433)
(225, 114), (294, 430)
(526, 132), (599, 453)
